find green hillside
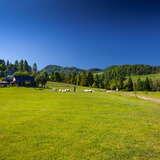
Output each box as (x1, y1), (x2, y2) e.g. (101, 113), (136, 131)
(131, 73), (160, 81)
(42, 65), (85, 74)
(42, 65), (103, 74)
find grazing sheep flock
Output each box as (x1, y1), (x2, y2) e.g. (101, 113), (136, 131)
(52, 88), (71, 93)
(59, 88), (71, 93)
(52, 88), (95, 93)
(83, 89), (94, 93)
(52, 86), (120, 94)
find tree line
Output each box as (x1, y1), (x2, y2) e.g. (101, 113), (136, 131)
(0, 59), (38, 76)
(105, 64), (160, 76)
(0, 59), (49, 87)
(0, 59), (160, 91)
(48, 70), (160, 91)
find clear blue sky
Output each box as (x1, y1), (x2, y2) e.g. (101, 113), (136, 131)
(0, 0), (160, 69)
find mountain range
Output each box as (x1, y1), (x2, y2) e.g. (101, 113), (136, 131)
(42, 65), (103, 74)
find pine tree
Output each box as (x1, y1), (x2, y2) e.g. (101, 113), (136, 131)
(80, 72), (87, 86)
(136, 78), (143, 91)
(126, 77), (133, 91)
(144, 77), (151, 91)
(14, 60), (19, 71)
(23, 60), (30, 72)
(76, 73), (81, 85)
(32, 63), (38, 73)
(54, 72), (62, 82)
(19, 60), (24, 71)
(70, 72), (77, 85)
(87, 72), (94, 86)
(118, 78), (124, 90)
(94, 74), (100, 88)
(6, 60), (10, 66)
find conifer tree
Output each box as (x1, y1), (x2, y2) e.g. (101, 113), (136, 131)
(87, 72), (94, 86)
(32, 63), (38, 73)
(144, 77), (151, 91)
(126, 77), (133, 91)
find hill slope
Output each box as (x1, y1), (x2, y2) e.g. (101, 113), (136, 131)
(104, 64), (160, 76)
(131, 73), (160, 81)
(42, 65), (102, 74)
(42, 65), (85, 74)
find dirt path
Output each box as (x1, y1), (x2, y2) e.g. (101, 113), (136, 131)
(136, 95), (160, 104)
(120, 92), (160, 104)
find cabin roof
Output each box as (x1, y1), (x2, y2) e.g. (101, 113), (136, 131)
(14, 75), (35, 83)
(0, 81), (9, 84)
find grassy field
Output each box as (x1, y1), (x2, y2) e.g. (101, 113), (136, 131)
(135, 91), (160, 99)
(0, 85), (160, 160)
(46, 81), (105, 92)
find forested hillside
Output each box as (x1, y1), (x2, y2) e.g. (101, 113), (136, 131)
(43, 64), (160, 77)
(42, 65), (85, 74)
(42, 65), (102, 74)
(43, 64), (160, 91)
(0, 59), (160, 91)
(104, 64), (160, 76)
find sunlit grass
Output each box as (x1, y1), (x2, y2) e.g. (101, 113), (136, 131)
(136, 91), (160, 99)
(0, 86), (160, 160)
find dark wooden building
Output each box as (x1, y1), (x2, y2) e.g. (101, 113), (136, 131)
(0, 81), (10, 87)
(13, 75), (35, 87)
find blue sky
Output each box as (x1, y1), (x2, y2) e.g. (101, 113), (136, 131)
(0, 0), (160, 69)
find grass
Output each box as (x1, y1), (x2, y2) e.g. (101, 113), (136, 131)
(135, 91), (160, 99)
(0, 85), (160, 160)
(47, 81), (105, 92)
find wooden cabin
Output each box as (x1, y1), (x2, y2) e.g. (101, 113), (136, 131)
(13, 75), (35, 87)
(0, 81), (10, 87)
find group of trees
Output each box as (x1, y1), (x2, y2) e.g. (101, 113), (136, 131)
(134, 78), (160, 91)
(119, 77), (160, 91)
(48, 69), (160, 91)
(1, 60), (160, 91)
(105, 65), (160, 76)
(0, 59), (38, 77)
(35, 72), (48, 88)
(49, 71), (96, 87)
(0, 59), (49, 88)
(48, 70), (123, 89)
(100, 65), (160, 91)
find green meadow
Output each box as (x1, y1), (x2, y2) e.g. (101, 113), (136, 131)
(0, 86), (160, 160)
(135, 91), (160, 99)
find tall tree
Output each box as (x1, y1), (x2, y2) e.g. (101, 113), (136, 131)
(80, 72), (87, 86)
(32, 63), (38, 73)
(144, 77), (151, 91)
(54, 72), (62, 82)
(87, 72), (94, 86)
(6, 60), (10, 66)
(35, 72), (48, 88)
(93, 74), (100, 88)
(19, 60), (24, 71)
(126, 77), (133, 91)
(23, 60), (32, 72)
(136, 78), (144, 91)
